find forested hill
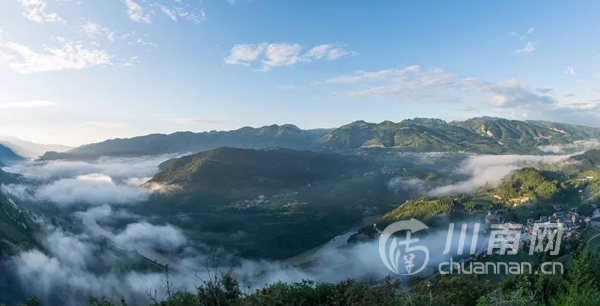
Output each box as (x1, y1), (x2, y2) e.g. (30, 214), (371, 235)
(40, 117), (600, 160)
(147, 146), (371, 193)
(313, 117), (600, 153)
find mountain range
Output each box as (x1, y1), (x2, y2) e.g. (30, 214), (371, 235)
(37, 116), (600, 160)
(0, 136), (72, 158)
(0, 144), (22, 166)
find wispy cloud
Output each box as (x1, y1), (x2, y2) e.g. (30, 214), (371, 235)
(154, 4), (206, 23)
(0, 100), (58, 109)
(122, 0), (152, 23)
(80, 21), (116, 42)
(565, 66), (576, 75)
(0, 38), (111, 74)
(132, 38), (158, 48)
(18, 0), (62, 23)
(224, 43), (354, 71)
(511, 27), (537, 54)
(323, 65), (556, 110)
(514, 41), (536, 54)
(121, 0), (206, 24)
(536, 85), (554, 93)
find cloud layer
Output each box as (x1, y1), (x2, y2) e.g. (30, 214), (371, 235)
(224, 43), (354, 71)
(428, 154), (572, 196)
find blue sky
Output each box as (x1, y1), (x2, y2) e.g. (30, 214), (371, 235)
(0, 0), (599, 145)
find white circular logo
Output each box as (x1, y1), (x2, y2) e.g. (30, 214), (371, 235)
(378, 218), (429, 275)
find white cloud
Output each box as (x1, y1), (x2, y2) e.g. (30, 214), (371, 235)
(325, 65), (420, 83)
(323, 66), (557, 112)
(511, 28), (537, 54)
(154, 4), (205, 23)
(515, 41), (536, 54)
(223, 43), (267, 66)
(35, 173), (151, 207)
(0, 39), (111, 74)
(0, 100), (58, 109)
(18, 0), (63, 23)
(81, 21), (116, 42)
(156, 4), (178, 21)
(132, 38), (158, 48)
(113, 222), (187, 252)
(428, 154), (571, 196)
(565, 66), (576, 75)
(536, 85), (554, 93)
(304, 44), (352, 60)
(122, 0), (152, 23)
(3, 155), (177, 182)
(556, 99), (600, 111)
(486, 79), (555, 108)
(122, 0), (206, 24)
(224, 43), (353, 70)
(261, 43), (303, 70)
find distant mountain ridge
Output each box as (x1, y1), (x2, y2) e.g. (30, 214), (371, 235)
(40, 117), (600, 160)
(314, 117), (600, 153)
(0, 136), (71, 158)
(0, 144), (22, 166)
(41, 124), (328, 160)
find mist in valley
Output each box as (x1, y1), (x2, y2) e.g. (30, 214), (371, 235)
(0, 150), (580, 305)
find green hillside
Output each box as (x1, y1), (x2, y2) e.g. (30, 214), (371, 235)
(149, 146), (371, 194)
(314, 117), (600, 154)
(139, 147), (386, 259)
(311, 119), (506, 153)
(0, 193), (37, 255)
(493, 167), (564, 202)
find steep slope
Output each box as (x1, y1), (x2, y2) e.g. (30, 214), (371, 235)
(0, 192), (37, 255)
(312, 119), (506, 153)
(41, 124), (317, 160)
(569, 149), (600, 172)
(0, 144), (22, 166)
(492, 167), (564, 203)
(0, 136), (72, 158)
(148, 147), (370, 194)
(453, 117), (600, 149)
(315, 117), (600, 154)
(526, 120), (600, 140)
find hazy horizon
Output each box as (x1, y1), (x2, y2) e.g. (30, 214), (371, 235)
(1, 1), (600, 146)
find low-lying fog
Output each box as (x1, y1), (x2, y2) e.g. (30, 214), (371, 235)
(0, 150), (579, 305)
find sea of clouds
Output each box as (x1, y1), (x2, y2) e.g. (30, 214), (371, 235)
(0, 149), (583, 305)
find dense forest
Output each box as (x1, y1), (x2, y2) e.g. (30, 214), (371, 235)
(9, 249), (600, 306)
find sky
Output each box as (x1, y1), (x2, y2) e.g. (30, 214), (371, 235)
(1, 0), (600, 146)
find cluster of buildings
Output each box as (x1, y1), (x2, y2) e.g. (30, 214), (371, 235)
(525, 207), (585, 240)
(232, 195), (271, 209)
(483, 205), (591, 253)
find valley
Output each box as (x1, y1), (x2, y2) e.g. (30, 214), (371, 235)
(2, 117), (600, 305)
